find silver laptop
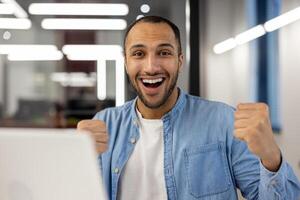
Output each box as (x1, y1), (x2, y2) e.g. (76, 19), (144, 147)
(0, 128), (107, 200)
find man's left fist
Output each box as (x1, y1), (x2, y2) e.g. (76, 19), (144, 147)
(234, 103), (281, 171)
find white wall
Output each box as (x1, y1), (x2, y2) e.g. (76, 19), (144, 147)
(276, 0), (300, 178)
(206, 0), (250, 107)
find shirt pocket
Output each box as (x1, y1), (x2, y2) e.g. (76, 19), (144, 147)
(184, 142), (231, 198)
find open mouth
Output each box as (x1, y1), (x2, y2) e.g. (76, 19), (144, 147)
(141, 77), (165, 88)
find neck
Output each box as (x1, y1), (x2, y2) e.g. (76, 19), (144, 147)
(137, 88), (179, 119)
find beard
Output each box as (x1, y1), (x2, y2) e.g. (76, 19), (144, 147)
(128, 69), (179, 109)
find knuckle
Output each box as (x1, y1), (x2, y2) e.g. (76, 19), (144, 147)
(77, 120), (87, 129)
(94, 119), (106, 126)
(259, 103), (268, 110)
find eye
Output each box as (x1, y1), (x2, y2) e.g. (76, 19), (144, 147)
(159, 50), (172, 56)
(132, 51), (144, 58)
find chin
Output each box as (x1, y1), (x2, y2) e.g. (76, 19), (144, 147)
(141, 95), (167, 109)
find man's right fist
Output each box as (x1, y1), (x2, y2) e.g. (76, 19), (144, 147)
(77, 120), (109, 154)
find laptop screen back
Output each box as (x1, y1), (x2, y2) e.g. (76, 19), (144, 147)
(0, 128), (107, 200)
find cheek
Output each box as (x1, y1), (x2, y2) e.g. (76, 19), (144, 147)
(126, 61), (142, 76)
(163, 61), (180, 74)
(126, 66), (138, 81)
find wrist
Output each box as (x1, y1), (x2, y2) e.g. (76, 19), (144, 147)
(261, 148), (282, 172)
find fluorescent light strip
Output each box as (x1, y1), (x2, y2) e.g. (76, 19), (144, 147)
(235, 25), (265, 45)
(97, 59), (125, 105)
(0, 45), (62, 61)
(185, 0), (191, 69)
(264, 7), (300, 32)
(213, 38), (237, 54)
(0, 3), (14, 14)
(41, 18), (127, 30)
(51, 72), (96, 87)
(1, 0), (28, 18)
(213, 25), (265, 54)
(0, 18), (31, 29)
(115, 59), (125, 106)
(29, 3), (129, 16)
(62, 45), (123, 60)
(97, 60), (107, 100)
(8, 51), (63, 61)
(0, 45), (58, 54)
(214, 6), (300, 54)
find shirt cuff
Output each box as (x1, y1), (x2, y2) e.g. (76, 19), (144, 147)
(260, 158), (286, 195)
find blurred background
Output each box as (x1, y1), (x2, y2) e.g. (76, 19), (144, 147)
(0, 0), (299, 184)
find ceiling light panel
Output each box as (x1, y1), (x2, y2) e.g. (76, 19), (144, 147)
(0, 45), (58, 54)
(264, 7), (300, 32)
(29, 3), (129, 16)
(235, 25), (266, 45)
(0, 0), (28, 18)
(8, 51), (63, 61)
(62, 45), (123, 60)
(213, 38), (237, 54)
(41, 18), (127, 30)
(0, 3), (14, 14)
(0, 18), (31, 29)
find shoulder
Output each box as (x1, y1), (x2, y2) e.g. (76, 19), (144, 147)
(180, 94), (235, 128)
(93, 99), (134, 121)
(184, 93), (235, 114)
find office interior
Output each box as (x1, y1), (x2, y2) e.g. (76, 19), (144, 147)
(0, 0), (299, 188)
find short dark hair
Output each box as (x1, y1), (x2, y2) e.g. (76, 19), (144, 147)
(123, 15), (182, 55)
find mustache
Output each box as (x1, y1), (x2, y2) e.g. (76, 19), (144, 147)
(136, 72), (166, 79)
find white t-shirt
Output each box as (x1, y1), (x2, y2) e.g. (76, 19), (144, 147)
(117, 109), (168, 200)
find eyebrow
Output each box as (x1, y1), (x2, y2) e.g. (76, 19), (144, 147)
(157, 43), (175, 49)
(129, 44), (145, 51)
(129, 43), (175, 51)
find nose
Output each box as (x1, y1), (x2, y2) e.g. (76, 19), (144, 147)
(144, 53), (161, 74)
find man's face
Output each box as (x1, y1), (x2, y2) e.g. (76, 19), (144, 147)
(125, 22), (183, 109)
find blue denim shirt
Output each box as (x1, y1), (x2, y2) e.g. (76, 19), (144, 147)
(94, 89), (300, 200)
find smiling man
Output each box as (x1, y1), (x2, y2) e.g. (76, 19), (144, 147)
(78, 16), (300, 200)
(125, 20), (182, 119)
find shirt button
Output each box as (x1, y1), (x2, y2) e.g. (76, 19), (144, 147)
(114, 168), (119, 174)
(133, 119), (139, 127)
(130, 138), (136, 144)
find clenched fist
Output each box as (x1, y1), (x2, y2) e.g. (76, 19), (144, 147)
(234, 103), (281, 172)
(77, 120), (109, 154)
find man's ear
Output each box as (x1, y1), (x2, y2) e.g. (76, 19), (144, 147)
(124, 58), (128, 74)
(178, 53), (184, 72)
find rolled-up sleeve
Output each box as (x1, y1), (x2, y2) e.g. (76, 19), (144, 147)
(259, 159), (300, 199)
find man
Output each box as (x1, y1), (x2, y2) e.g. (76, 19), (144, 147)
(78, 16), (300, 200)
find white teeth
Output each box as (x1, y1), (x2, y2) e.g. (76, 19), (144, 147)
(142, 78), (163, 84)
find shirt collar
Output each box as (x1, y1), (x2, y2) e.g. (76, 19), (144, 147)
(129, 87), (187, 122)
